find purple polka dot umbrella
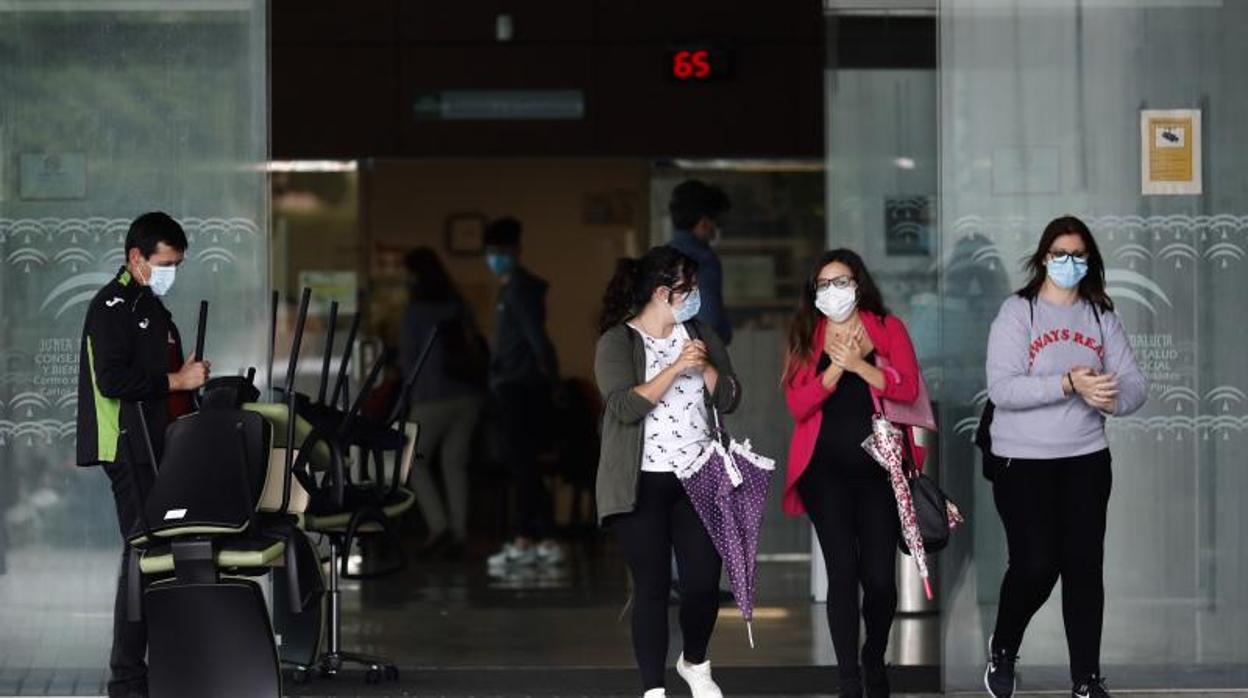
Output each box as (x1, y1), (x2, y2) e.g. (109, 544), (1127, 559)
(676, 432), (775, 647)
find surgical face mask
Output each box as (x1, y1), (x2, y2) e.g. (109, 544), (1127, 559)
(669, 287), (701, 324)
(144, 261), (177, 296)
(815, 285), (857, 322)
(486, 253), (515, 277)
(1046, 256), (1089, 290)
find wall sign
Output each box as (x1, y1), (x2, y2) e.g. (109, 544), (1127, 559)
(19, 153), (87, 200)
(1141, 109), (1202, 196)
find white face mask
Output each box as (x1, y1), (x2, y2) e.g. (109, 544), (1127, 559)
(145, 263), (177, 296)
(815, 285), (857, 322)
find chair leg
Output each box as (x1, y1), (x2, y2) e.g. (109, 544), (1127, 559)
(313, 534), (399, 684)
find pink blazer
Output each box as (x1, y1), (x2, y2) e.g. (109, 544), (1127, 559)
(782, 311), (926, 516)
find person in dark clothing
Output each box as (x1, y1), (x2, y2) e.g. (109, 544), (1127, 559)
(399, 248), (486, 559)
(782, 250), (926, 698)
(667, 180), (732, 345)
(76, 212), (209, 698)
(480, 217), (564, 569)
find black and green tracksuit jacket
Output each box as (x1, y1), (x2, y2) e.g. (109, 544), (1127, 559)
(76, 267), (183, 466)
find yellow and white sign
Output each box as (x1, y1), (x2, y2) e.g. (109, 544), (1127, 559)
(1141, 109), (1201, 196)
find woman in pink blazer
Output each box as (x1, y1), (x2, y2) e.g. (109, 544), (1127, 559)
(782, 249), (924, 698)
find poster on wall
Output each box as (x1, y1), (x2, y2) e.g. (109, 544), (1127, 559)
(298, 270), (358, 314)
(1141, 109), (1202, 196)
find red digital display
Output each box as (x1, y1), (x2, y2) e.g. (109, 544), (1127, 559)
(672, 50), (713, 81)
(668, 46), (730, 83)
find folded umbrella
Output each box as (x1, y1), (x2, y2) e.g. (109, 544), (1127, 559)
(677, 418), (775, 647)
(862, 414), (933, 600)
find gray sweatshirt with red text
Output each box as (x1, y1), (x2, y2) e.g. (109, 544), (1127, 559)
(986, 295), (1148, 460)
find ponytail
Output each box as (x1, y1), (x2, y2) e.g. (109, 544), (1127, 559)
(597, 245), (698, 334)
(598, 258), (641, 334)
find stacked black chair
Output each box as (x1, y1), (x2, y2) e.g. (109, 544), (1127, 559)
(253, 290), (434, 685)
(280, 294), (436, 684)
(121, 300), (321, 698)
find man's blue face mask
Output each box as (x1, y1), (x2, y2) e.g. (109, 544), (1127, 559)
(486, 253), (516, 277)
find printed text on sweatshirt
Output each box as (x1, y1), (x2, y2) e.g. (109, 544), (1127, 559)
(986, 295), (1148, 460)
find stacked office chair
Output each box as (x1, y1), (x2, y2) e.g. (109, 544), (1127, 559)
(121, 299), (327, 698)
(267, 296), (435, 684)
(122, 287), (435, 692)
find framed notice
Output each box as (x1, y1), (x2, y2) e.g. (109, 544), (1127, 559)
(1141, 109), (1201, 196)
(19, 153), (87, 200)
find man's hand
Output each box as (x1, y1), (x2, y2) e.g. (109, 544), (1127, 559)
(169, 352), (211, 391)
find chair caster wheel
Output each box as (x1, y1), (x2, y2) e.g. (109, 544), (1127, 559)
(385, 665), (399, 681)
(291, 667), (311, 684)
(365, 668), (383, 684)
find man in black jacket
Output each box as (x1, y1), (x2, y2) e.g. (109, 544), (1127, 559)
(480, 217), (564, 569)
(76, 212), (209, 698)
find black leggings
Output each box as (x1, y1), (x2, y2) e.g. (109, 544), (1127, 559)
(798, 462), (900, 681)
(610, 472), (722, 690)
(991, 448), (1112, 681)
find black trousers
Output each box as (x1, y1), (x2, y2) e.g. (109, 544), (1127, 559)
(103, 461), (155, 698)
(609, 472), (722, 691)
(991, 449), (1112, 682)
(799, 463), (899, 681)
(496, 381), (554, 539)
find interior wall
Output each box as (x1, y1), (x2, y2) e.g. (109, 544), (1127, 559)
(364, 158), (650, 383)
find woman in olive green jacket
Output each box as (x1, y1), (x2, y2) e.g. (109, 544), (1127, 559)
(594, 245), (740, 698)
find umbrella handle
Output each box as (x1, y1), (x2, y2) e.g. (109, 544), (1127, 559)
(746, 621), (755, 649)
(923, 577), (933, 601)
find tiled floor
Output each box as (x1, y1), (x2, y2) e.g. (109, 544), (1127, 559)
(2, 543), (1248, 696)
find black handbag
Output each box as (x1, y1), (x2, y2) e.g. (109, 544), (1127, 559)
(899, 470), (952, 555)
(976, 399), (1008, 482)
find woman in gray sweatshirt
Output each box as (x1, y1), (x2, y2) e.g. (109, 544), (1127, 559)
(982, 216), (1147, 698)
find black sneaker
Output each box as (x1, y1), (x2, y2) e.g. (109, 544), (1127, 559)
(863, 660), (890, 698)
(838, 676), (863, 698)
(984, 636), (1017, 697)
(1072, 675), (1111, 698)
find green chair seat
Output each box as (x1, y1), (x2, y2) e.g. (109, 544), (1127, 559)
(305, 487), (415, 532)
(140, 536), (286, 575)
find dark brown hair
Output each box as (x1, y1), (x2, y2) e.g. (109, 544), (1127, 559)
(784, 248), (889, 383)
(1017, 215), (1113, 313)
(598, 245), (698, 334)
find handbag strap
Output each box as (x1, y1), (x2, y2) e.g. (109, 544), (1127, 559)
(684, 321), (730, 450)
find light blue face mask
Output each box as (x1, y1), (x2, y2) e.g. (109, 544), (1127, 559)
(670, 287), (701, 324)
(1046, 255), (1089, 289)
(143, 260), (177, 296)
(486, 253), (516, 276)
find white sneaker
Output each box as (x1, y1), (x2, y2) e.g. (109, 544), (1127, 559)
(487, 542), (537, 567)
(535, 540), (565, 565)
(677, 654), (723, 698)
(643, 689), (666, 698)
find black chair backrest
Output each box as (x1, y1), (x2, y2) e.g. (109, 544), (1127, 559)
(143, 409), (272, 538)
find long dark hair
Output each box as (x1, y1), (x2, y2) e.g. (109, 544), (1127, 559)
(1017, 215), (1113, 313)
(784, 248), (889, 383)
(598, 245), (698, 334)
(404, 247), (462, 304)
